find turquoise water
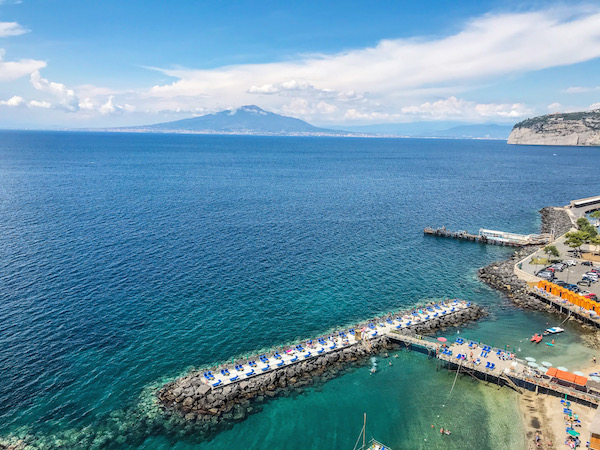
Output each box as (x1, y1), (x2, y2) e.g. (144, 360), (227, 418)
(1, 131), (599, 449)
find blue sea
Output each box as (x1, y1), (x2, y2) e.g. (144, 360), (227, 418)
(1, 131), (599, 449)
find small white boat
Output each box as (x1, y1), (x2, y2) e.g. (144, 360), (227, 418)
(545, 327), (564, 334)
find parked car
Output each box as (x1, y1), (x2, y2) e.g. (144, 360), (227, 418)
(582, 261), (593, 266)
(584, 272), (599, 279)
(584, 293), (599, 301)
(565, 260), (577, 267)
(555, 280), (568, 287)
(578, 279), (593, 287)
(537, 271), (555, 280)
(545, 267), (556, 273)
(550, 263), (566, 271)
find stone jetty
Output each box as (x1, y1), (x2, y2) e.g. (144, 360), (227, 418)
(478, 207), (574, 311)
(157, 301), (484, 426)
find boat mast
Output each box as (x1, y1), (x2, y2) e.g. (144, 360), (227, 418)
(363, 413), (366, 449)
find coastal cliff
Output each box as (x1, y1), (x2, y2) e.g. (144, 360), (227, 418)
(508, 110), (600, 146)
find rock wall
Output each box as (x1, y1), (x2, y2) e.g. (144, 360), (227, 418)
(478, 207), (575, 312)
(508, 110), (600, 146)
(157, 304), (484, 429)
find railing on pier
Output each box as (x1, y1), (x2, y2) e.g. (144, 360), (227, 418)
(424, 227), (552, 247)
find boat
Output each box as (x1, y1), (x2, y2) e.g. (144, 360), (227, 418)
(354, 413), (392, 450)
(531, 333), (543, 343)
(544, 327), (564, 335)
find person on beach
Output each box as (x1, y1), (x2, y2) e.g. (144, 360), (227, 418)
(592, 356), (596, 364)
(440, 428), (444, 435)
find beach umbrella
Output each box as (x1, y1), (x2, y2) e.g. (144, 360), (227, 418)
(557, 366), (569, 372)
(574, 371), (585, 376)
(528, 362), (539, 368)
(567, 429), (580, 437)
(541, 361), (553, 367)
(525, 357), (536, 362)
(437, 337), (447, 342)
(538, 367), (549, 374)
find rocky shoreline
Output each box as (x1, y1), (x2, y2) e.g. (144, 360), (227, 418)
(478, 207), (574, 312)
(157, 303), (485, 430)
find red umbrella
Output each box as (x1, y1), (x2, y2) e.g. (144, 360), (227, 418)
(437, 337), (447, 342)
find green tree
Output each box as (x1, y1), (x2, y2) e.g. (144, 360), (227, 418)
(576, 217), (597, 239)
(565, 231), (585, 255)
(590, 210), (600, 220)
(590, 236), (600, 255)
(544, 245), (560, 259)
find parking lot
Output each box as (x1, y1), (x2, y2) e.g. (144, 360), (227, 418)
(537, 258), (600, 297)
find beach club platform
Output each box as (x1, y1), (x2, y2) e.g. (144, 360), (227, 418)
(388, 333), (600, 407)
(199, 300), (471, 388)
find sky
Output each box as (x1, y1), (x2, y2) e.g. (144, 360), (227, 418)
(0, 0), (600, 129)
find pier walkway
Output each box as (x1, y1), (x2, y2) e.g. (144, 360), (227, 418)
(388, 333), (600, 407)
(424, 227), (552, 247)
(200, 300), (472, 389)
(528, 285), (600, 328)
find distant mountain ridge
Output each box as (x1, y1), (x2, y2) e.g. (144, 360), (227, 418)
(508, 110), (600, 146)
(119, 105), (346, 136)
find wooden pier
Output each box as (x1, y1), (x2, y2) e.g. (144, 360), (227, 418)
(424, 227), (552, 247)
(528, 285), (600, 329)
(389, 332), (600, 408)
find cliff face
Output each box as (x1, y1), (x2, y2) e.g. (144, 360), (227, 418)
(508, 110), (600, 146)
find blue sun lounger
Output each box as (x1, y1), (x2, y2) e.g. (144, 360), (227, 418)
(249, 361), (257, 367)
(212, 380), (222, 387)
(329, 343), (336, 349)
(304, 352), (311, 358)
(230, 375), (239, 381)
(246, 369), (255, 376)
(386, 318), (393, 325)
(318, 348), (324, 354)
(221, 369), (230, 376)
(235, 365), (244, 372)
(274, 353), (282, 359)
(369, 323), (375, 329)
(349, 329), (355, 335)
(290, 355), (298, 362)
(261, 365), (270, 371)
(276, 360), (284, 367)
(372, 331), (378, 337)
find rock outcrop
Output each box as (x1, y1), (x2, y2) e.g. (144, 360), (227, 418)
(508, 110), (600, 146)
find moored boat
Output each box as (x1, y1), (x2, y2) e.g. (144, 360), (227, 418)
(544, 327), (564, 335)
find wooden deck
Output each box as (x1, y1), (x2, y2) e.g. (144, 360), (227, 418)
(528, 286), (600, 328)
(389, 332), (600, 407)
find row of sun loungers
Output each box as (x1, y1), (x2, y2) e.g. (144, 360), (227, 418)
(199, 300), (468, 388)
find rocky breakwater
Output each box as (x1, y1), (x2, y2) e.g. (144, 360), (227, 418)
(478, 207), (574, 311)
(508, 109), (600, 146)
(157, 303), (485, 429)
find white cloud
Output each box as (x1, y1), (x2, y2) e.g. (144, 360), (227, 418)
(0, 49), (46, 82)
(547, 102), (562, 112)
(590, 102), (600, 110)
(30, 70), (79, 111)
(0, 22), (28, 37)
(563, 86), (600, 94)
(0, 95), (24, 106)
(400, 96), (532, 120)
(28, 100), (52, 108)
(99, 95), (135, 115)
(142, 7), (600, 122)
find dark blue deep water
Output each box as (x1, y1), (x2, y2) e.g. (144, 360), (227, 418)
(0, 131), (599, 449)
